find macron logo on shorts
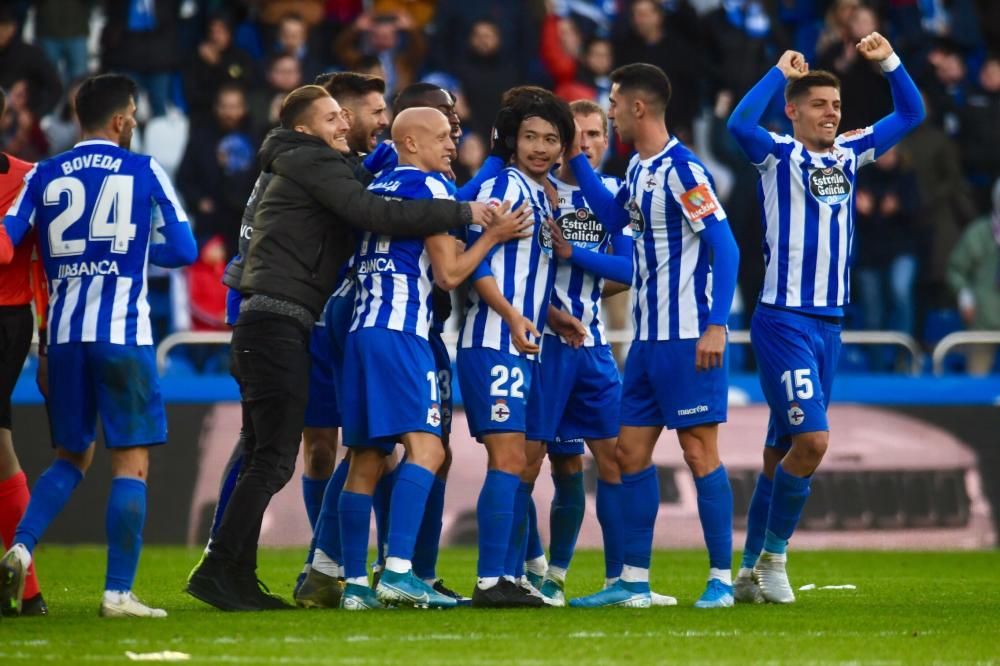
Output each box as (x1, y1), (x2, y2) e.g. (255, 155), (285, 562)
(677, 404), (709, 417)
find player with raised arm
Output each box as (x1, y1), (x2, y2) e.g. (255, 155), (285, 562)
(565, 63), (741, 609)
(726, 34), (923, 604)
(458, 88), (575, 608)
(336, 108), (532, 610)
(0, 74), (197, 618)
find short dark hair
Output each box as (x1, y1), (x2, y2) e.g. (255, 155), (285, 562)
(392, 82), (447, 115)
(75, 74), (138, 132)
(785, 70), (841, 102)
(279, 84), (330, 129)
(609, 63), (672, 115)
(503, 86), (575, 147)
(321, 72), (386, 106)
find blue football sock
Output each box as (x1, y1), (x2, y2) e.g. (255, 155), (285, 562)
(14, 458), (84, 554)
(413, 477), (445, 581)
(596, 479), (624, 579)
(313, 458), (349, 564)
(741, 472), (773, 569)
(694, 465), (733, 572)
(549, 472), (585, 570)
(504, 482), (533, 578)
(525, 495), (544, 561)
(621, 465), (659, 570)
(386, 463), (435, 562)
(302, 475), (329, 531)
(209, 452), (242, 542)
(338, 491), (373, 580)
(764, 465), (812, 555)
(372, 466), (398, 568)
(105, 477), (146, 592)
(476, 470), (519, 578)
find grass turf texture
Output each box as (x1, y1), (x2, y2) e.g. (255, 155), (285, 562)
(0, 548), (997, 664)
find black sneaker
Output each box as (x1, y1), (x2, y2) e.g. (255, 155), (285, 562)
(21, 593), (48, 616)
(433, 579), (471, 607)
(234, 571), (294, 611)
(471, 579), (544, 608)
(185, 558), (259, 611)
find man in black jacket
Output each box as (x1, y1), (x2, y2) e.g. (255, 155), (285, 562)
(187, 85), (491, 611)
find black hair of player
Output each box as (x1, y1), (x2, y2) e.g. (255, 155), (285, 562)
(504, 87), (575, 149)
(75, 74), (138, 132)
(609, 63), (672, 115)
(784, 70), (841, 103)
(392, 82), (447, 115)
(321, 71), (386, 104)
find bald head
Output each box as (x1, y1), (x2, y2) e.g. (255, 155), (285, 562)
(393, 107), (455, 174)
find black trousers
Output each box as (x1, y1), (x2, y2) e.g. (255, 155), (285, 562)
(209, 313), (311, 570)
(0, 305), (34, 430)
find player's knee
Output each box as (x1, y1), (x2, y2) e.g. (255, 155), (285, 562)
(437, 446), (453, 478)
(57, 444), (94, 474)
(550, 454), (583, 476)
(409, 443), (446, 472)
(303, 441), (336, 478)
(491, 448), (526, 475)
(614, 444), (645, 474)
(792, 432), (828, 467)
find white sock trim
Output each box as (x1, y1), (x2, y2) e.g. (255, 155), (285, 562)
(384, 557), (411, 575)
(11, 543), (31, 569)
(477, 576), (499, 590)
(546, 565), (567, 582)
(312, 550), (341, 577)
(525, 555), (548, 575)
(621, 565), (649, 583)
(709, 568), (733, 586)
(737, 567), (754, 578)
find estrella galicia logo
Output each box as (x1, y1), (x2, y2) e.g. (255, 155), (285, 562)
(627, 198), (645, 239)
(538, 217), (554, 256)
(554, 207), (608, 252)
(808, 166), (851, 205)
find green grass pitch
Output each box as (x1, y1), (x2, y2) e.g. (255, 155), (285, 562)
(1, 547), (998, 664)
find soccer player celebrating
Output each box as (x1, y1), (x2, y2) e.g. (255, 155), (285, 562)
(0, 74), (197, 617)
(337, 107), (531, 609)
(566, 63), (740, 609)
(458, 88), (575, 608)
(726, 35), (923, 603)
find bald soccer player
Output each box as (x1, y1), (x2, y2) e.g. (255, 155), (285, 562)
(336, 108), (532, 610)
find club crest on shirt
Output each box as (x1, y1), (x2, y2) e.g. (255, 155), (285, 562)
(808, 166), (851, 205)
(491, 399), (511, 423)
(626, 198), (645, 238)
(642, 174), (659, 192)
(787, 402), (805, 426)
(554, 207), (608, 251)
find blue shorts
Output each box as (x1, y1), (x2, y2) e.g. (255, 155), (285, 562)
(225, 288), (241, 326)
(751, 305), (842, 449)
(303, 323), (341, 428)
(323, 287), (355, 415)
(536, 335), (621, 442)
(47, 342), (166, 452)
(547, 437), (585, 456)
(429, 328), (453, 434)
(457, 347), (544, 441)
(620, 338), (728, 430)
(341, 328), (443, 452)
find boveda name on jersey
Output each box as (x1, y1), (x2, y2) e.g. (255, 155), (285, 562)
(555, 208), (608, 251)
(808, 166), (851, 205)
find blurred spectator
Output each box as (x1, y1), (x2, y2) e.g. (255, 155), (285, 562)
(956, 54), (1000, 213)
(178, 84), (258, 258)
(0, 7), (62, 118)
(776, 0), (824, 61)
(816, 5), (893, 132)
(922, 39), (971, 134)
(429, 0), (540, 78)
(273, 12), (323, 82)
(453, 20), (519, 138)
(946, 178), (1000, 375)
(258, 0), (325, 27)
(33, 0), (93, 85)
(854, 147), (921, 338)
(188, 235), (230, 332)
(372, 0), (437, 29)
(0, 80), (49, 161)
(977, 0), (1000, 53)
(452, 132), (487, 184)
(41, 77), (84, 155)
(352, 54), (388, 81)
(901, 93), (978, 311)
(703, 0), (787, 103)
(546, 0), (618, 40)
(333, 10), (426, 96)
(815, 0), (860, 58)
(612, 0), (702, 143)
(249, 53), (302, 138)
(540, 9), (613, 105)
(182, 12), (255, 120)
(101, 0), (181, 118)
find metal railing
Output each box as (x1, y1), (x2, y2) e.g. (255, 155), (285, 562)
(932, 331), (1000, 376)
(156, 331), (232, 373)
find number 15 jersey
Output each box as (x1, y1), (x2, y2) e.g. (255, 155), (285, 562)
(5, 139), (188, 346)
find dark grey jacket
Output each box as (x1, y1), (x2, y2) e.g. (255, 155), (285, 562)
(239, 129), (471, 318)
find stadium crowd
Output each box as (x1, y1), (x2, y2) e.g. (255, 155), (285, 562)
(0, 0), (997, 363)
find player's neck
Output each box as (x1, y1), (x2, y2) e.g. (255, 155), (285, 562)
(81, 130), (119, 145)
(398, 156), (431, 173)
(555, 161), (577, 185)
(634, 123), (671, 160)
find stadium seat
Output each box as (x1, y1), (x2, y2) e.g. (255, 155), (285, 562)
(142, 110), (189, 179)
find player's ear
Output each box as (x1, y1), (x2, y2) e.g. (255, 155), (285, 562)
(784, 101), (797, 122)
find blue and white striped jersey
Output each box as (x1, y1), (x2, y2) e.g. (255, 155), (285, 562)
(350, 165), (455, 340)
(622, 137), (727, 341)
(545, 173), (625, 347)
(460, 167), (557, 358)
(4, 139), (188, 346)
(754, 129), (877, 315)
